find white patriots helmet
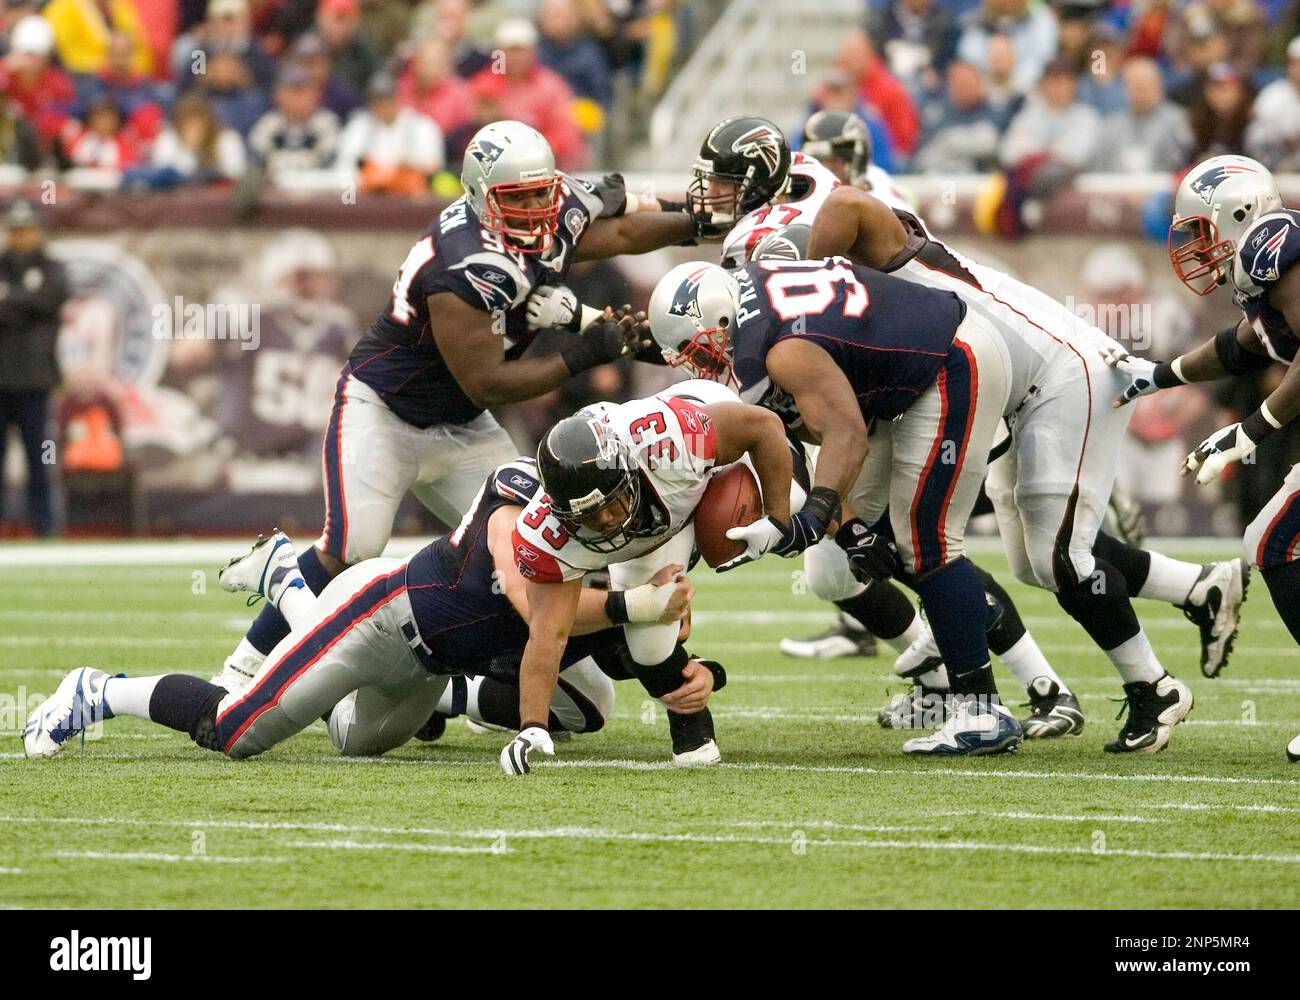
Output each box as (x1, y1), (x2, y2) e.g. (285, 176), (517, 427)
(647, 261), (741, 381)
(1169, 154), (1282, 295)
(460, 120), (562, 253)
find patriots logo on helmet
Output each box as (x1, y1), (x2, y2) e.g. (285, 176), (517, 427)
(731, 125), (783, 175)
(469, 139), (505, 177)
(1190, 162), (1259, 207)
(666, 267), (710, 323)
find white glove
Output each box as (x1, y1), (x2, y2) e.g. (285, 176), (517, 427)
(718, 517), (786, 572)
(525, 284), (580, 332)
(500, 725), (554, 775)
(1100, 343), (1162, 406)
(1184, 422), (1259, 485)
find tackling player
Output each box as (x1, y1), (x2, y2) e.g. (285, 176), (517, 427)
(648, 256), (1027, 757)
(216, 119), (698, 692)
(1104, 154), (1300, 761)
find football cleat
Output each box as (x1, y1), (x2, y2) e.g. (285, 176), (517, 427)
(1019, 676), (1085, 739)
(413, 713), (447, 742)
(891, 628), (944, 679)
(1288, 734), (1300, 763)
(779, 612), (878, 659)
(1104, 673), (1193, 753)
(211, 647), (263, 694)
(673, 738), (721, 767)
(900, 698), (1022, 757)
(23, 667), (116, 758)
(1180, 558), (1248, 678)
(219, 530), (301, 606)
(465, 718), (510, 735)
(877, 683), (950, 729)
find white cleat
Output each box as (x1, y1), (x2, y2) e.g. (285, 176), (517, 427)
(900, 699), (1023, 757)
(23, 667), (114, 758)
(1288, 734), (1300, 763)
(465, 718), (510, 735)
(892, 628), (944, 679)
(219, 531), (300, 604)
(672, 738), (721, 767)
(1182, 558), (1248, 678)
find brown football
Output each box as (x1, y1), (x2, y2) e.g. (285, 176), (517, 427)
(695, 463), (762, 568)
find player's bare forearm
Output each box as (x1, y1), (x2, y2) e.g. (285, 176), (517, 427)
(575, 211), (693, 261)
(518, 579), (581, 725)
(1262, 361), (1300, 427)
(706, 402), (793, 524)
(808, 188), (908, 268)
(1173, 322), (1245, 383)
(766, 339), (867, 498)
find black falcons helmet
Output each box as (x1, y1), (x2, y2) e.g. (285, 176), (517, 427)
(536, 415), (643, 553)
(688, 115), (792, 229)
(751, 223), (812, 262)
(802, 109), (871, 184)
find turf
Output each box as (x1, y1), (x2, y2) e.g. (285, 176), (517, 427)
(1, 540), (1298, 909)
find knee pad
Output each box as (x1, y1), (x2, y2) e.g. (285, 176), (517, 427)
(804, 537), (863, 603)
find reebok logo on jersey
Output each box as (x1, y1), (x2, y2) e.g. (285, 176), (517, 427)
(1249, 224), (1289, 283)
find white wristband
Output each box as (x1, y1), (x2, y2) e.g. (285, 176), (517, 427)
(621, 581), (674, 623)
(1170, 356), (1189, 384)
(577, 303), (603, 332)
(624, 192), (640, 214)
(1261, 400), (1284, 430)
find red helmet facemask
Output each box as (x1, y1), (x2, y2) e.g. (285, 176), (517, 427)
(668, 320), (737, 387)
(481, 176), (563, 254)
(1168, 215), (1234, 296)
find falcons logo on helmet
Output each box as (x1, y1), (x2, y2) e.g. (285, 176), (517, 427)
(731, 125), (784, 175)
(1190, 162), (1259, 206)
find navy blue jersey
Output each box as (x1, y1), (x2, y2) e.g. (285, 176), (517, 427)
(1233, 209), (1300, 365)
(731, 258), (966, 421)
(404, 458), (543, 668)
(348, 174), (625, 428)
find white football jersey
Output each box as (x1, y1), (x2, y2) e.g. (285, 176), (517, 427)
(720, 152), (841, 269)
(512, 381), (740, 582)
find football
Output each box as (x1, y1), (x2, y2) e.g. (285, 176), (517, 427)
(695, 463), (762, 568)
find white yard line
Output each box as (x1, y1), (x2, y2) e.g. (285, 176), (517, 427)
(285, 840), (506, 854)
(47, 850), (284, 864)
(935, 810), (1164, 824)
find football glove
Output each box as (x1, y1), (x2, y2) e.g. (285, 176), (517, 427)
(526, 284), (581, 332)
(1184, 419), (1264, 485)
(1100, 343), (1185, 406)
(717, 510), (826, 572)
(500, 725), (555, 776)
(836, 518), (902, 584)
(560, 320), (626, 375)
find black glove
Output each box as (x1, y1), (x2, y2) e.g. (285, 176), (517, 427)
(771, 510), (827, 557)
(836, 517), (902, 584)
(560, 320), (626, 375)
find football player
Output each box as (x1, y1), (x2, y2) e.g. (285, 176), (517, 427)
(1104, 154), (1300, 760)
(216, 120), (699, 692)
(648, 257), (1028, 757)
(505, 380), (805, 773)
(799, 178), (1228, 753)
(23, 456), (703, 766)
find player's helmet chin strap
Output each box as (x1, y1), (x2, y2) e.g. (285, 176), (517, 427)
(552, 470), (645, 554)
(1168, 215), (1235, 296)
(481, 176), (564, 255)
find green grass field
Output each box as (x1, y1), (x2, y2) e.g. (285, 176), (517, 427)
(2, 539), (1298, 909)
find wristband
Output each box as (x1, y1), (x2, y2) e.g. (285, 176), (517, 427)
(657, 198), (686, 213)
(621, 581), (674, 623)
(801, 486), (842, 529)
(623, 192), (640, 214)
(1153, 360), (1187, 388)
(1242, 402), (1283, 444)
(604, 589), (629, 625)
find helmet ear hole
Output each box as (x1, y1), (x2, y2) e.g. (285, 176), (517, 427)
(1233, 207), (1249, 222)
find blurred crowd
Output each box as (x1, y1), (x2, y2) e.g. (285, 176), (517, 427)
(0, 0), (693, 195)
(789, 0), (1300, 179)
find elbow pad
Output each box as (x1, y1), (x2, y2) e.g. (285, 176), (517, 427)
(1214, 326), (1274, 375)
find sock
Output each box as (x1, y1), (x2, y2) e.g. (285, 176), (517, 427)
(1139, 550), (1204, 606)
(1092, 530), (1151, 594)
(1261, 560), (1300, 643)
(918, 663), (950, 690)
(146, 674), (228, 734)
(469, 676), (522, 730)
(1106, 630), (1164, 684)
(833, 581), (916, 643)
(949, 661), (998, 698)
(997, 632), (1068, 694)
(913, 557), (993, 678)
(667, 706), (715, 753)
(297, 547), (334, 594)
(101, 675), (160, 719)
(276, 583), (315, 630)
(244, 548), (337, 655)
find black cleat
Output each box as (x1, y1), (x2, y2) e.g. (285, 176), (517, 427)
(1104, 674), (1193, 753)
(414, 712), (448, 742)
(1019, 676), (1084, 738)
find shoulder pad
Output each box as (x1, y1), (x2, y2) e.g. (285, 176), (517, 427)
(448, 251), (528, 312)
(1238, 211), (1300, 291)
(492, 459), (543, 505)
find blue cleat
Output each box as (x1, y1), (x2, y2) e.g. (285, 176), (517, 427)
(901, 697), (1023, 757)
